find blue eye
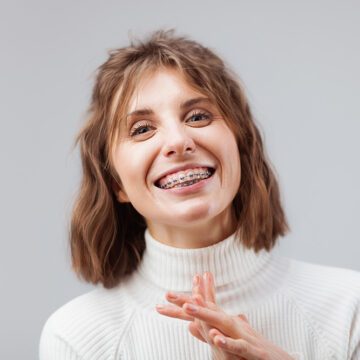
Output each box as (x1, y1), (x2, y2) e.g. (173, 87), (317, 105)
(137, 126), (150, 134)
(187, 111), (211, 123)
(130, 122), (154, 137)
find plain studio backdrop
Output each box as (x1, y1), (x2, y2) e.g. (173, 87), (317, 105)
(0, 0), (359, 358)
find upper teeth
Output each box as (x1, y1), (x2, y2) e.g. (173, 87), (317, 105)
(158, 167), (212, 189)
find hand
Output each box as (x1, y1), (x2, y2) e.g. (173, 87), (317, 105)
(157, 271), (295, 360)
(182, 273), (294, 360)
(190, 273), (239, 360)
(156, 271), (238, 359)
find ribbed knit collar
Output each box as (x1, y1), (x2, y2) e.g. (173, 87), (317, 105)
(137, 228), (274, 292)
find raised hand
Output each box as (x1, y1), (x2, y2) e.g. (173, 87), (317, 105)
(189, 272), (239, 360)
(156, 271), (238, 359)
(183, 273), (294, 360)
(157, 271), (294, 359)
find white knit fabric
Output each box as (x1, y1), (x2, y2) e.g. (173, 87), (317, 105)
(40, 229), (360, 359)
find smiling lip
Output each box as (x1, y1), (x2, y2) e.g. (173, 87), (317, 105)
(154, 163), (215, 184)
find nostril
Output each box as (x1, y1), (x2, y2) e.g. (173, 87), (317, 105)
(163, 137), (196, 157)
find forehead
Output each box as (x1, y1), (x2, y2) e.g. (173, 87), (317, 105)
(128, 67), (205, 113)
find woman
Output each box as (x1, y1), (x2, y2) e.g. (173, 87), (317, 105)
(39, 30), (360, 359)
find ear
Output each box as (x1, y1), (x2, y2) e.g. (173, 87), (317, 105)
(111, 179), (130, 203)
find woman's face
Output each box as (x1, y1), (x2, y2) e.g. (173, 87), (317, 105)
(112, 68), (241, 235)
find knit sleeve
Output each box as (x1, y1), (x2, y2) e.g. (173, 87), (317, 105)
(39, 326), (81, 360)
(348, 287), (360, 360)
(349, 314), (360, 359)
(350, 342), (360, 360)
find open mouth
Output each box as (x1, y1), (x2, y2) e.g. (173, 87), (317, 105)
(155, 167), (215, 190)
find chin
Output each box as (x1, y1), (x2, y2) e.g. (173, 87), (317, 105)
(168, 202), (217, 225)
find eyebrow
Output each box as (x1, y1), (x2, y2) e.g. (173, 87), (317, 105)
(180, 97), (211, 109)
(126, 97), (212, 120)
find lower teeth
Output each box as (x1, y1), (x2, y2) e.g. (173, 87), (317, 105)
(174, 180), (200, 188)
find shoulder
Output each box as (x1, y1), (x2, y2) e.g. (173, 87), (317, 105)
(39, 283), (135, 359)
(280, 258), (360, 358)
(284, 258), (360, 303)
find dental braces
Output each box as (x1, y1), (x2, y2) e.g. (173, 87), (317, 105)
(159, 170), (212, 189)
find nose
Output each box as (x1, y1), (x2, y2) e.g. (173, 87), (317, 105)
(161, 127), (196, 157)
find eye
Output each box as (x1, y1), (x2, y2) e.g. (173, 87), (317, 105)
(186, 110), (212, 125)
(130, 121), (155, 137)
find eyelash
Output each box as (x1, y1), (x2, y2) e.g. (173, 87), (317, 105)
(187, 110), (211, 123)
(130, 121), (153, 137)
(129, 110), (211, 137)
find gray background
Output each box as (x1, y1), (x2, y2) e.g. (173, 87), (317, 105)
(1, 0), (359, 358)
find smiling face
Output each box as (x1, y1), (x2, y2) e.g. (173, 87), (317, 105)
(111, 67), (241, 246)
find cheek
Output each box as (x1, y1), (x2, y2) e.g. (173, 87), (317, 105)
(215, 128), (241, 182)
(225, 142), (241, 189)
(114, 144), (154, 194)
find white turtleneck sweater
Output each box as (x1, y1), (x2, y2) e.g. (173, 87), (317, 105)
(40, 230), (360, 359)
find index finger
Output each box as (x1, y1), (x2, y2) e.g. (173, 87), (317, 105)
(203, 271), (216, 305)
(192, 274), (205, 301)
(183, 303), (243, 339)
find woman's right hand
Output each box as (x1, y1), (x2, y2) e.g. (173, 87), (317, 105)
(159, 272), (241, 360)
(188, 273), (242, 360)
(159, 273), (295, 360)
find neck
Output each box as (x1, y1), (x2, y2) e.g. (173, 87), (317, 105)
(146, 207), (236, 249)
(136, 227), (276, 293)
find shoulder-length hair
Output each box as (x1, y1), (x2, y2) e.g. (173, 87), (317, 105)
(70, 29), (289, 288)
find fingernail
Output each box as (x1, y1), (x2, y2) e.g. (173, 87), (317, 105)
(193, 275), (199, 286)
(168, 292), (178, 300)
(186, 304), (198, 313)
(209, 329), (217, 337)
(156, 304), (165, 310)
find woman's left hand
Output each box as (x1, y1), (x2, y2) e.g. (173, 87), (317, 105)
(156, 271), (294, 360)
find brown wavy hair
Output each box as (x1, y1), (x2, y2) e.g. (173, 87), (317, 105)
(70, 29), (289, 289)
